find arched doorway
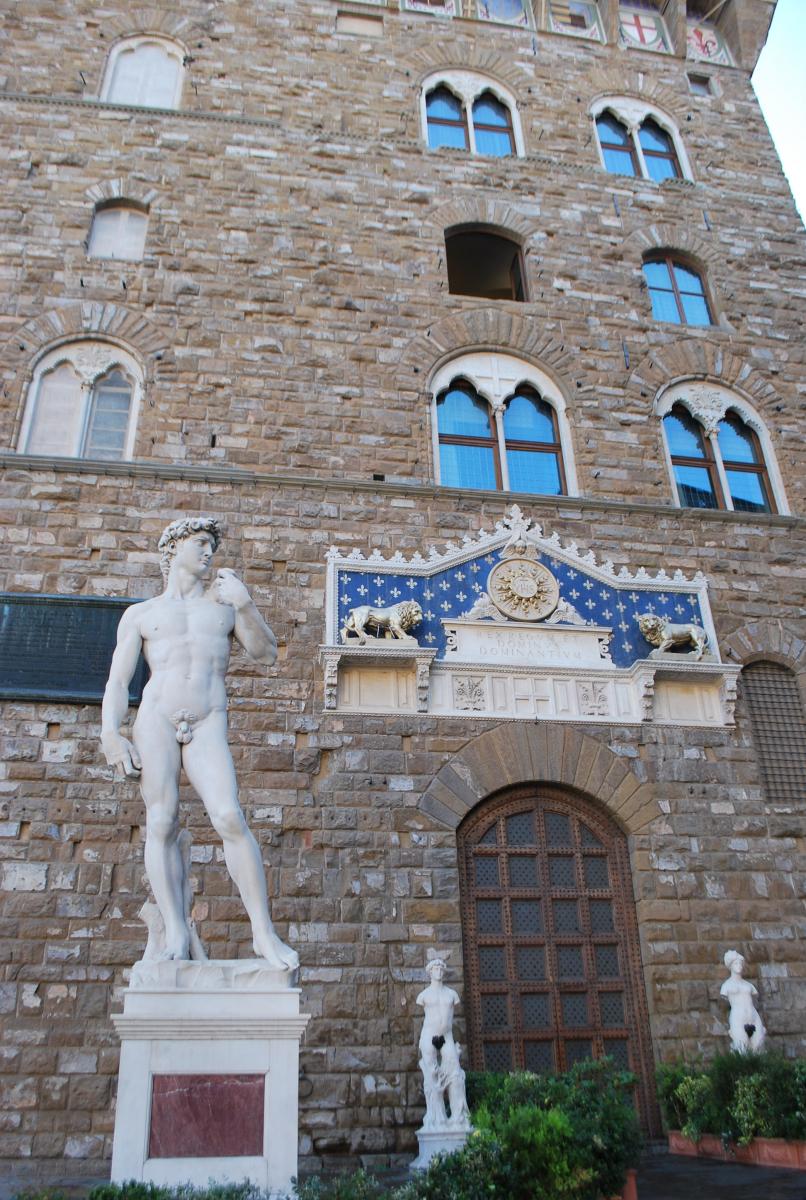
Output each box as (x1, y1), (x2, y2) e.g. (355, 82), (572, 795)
(458, 784), (658, 1131)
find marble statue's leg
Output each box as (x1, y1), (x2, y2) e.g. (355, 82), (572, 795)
(182, 711), (299, 971)
(133, 710), (189, 960)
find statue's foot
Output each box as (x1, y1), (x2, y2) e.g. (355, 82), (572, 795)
(253, 928), (299, 972)
(158, 927), (190, 961)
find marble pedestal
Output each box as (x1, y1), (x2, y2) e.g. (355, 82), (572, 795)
(111, 959), (309, 1194)
(411, 1127), (470, 1171)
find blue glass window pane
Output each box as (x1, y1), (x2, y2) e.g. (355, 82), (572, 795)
(438, 388), (491, 436)
(717, 416), (758, 464)
(427, 88), (464, 121)
(504, 394), (556, 442)
(475, 127), (513, 157)
(473, 94), (510, 127)
(648, 287), (681, 323)
(680, 293), (712, 326)
(603, 146), (637, 175)
(638, 120), (672, 154)
(645, 155), (677, 182)
(673, 264), (706, 295)
(674, 465), (718, 509)
(597, 114), (630, 146)
(429, 122), (469, 150)
(440, 443), (497, 490)
(643, 260), (672, 288)
(725, 471), (770, 513)
(664, 411), (705, 458)
(508, 450), (562, 495)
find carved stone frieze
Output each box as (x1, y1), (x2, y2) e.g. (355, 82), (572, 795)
(453, 676), (486, 712)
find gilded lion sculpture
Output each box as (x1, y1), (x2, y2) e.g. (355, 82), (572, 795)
(637, 612), (709, 659)
(341, 599), (423, 645)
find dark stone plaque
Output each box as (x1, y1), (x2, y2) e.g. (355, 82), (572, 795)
(0, 593), (148, 704)
(148, 1074), (265, 1158)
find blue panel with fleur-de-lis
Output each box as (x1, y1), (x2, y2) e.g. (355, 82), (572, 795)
(336, 547), (707, 668)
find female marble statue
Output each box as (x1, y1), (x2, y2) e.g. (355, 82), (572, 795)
(720, 949), (766, 1054)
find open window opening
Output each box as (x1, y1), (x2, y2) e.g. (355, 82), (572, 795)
(445, 230), (526, 301)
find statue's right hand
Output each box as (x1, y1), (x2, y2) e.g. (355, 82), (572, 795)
(101, 732), (142, 779)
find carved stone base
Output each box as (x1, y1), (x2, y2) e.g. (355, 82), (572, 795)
(411, 1127), (471, 1171)
(111, 959), (309, 1194)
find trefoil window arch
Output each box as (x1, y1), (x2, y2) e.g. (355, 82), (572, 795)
(88, 201), (149, 261)
(422, 72), (523, 157)
(430, 352), (576, 496)
(656, 382), (787, 515)
(18, 342), (142, 462)
(591, 98), (690, 182)
(101, 36), (185, 109)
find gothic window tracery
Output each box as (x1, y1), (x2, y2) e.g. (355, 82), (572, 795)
(431, 354), (575, 495)
(101, 36), (185, 109)
(18, 343), (142, 462)
(422, 72), (523, 157)
(658, 387), (784, 515)
(593, 100), (688, 182)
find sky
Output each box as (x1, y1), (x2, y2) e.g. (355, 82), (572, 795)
(752, 0), (806, 223)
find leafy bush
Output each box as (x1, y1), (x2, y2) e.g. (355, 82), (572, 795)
(294, 1169), (388, 1200)
(468, 1058), (641, 1199)
(657, 1052), (806, 1145)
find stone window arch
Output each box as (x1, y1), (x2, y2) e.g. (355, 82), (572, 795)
(458, 784), (656, 1129)
(421, 71), (524, 157)
(655, 382), (787, 515)
(87, 200), (149, 262)
(430, 352), (577, 495)
(591, 96), (692, 181)
(742, 662), (806, 806)
(18, 341), (142, 461)
(100, 35), (185, 109)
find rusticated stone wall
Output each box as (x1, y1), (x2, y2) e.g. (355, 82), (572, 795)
(1, 0), (805, 1182)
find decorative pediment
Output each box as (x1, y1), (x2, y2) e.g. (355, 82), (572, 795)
(321, 507), (737, 726)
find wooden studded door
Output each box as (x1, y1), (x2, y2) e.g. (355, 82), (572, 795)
(458, 785), (659, 1133)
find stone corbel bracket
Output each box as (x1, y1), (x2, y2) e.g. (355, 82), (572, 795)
(633, 658), (741, 725)
(318, 644), (439, 713)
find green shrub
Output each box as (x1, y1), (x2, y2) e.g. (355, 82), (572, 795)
(657, 1052), (806, 1144)
(87, 1186), (265, 1200)
(294, 1169), (387, 1200)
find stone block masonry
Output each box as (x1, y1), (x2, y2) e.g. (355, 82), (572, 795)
(0, 0), (805, 1180)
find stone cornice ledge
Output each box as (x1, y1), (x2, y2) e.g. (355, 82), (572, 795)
(1, 452), (801, 530)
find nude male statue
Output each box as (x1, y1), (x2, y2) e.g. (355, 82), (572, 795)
(416, 957), (471, 1132)
(101, 516), (298, 972)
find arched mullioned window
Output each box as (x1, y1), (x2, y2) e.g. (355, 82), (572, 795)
(657, 383), (786, 514)
(742, 662), (806, 805)
(18, 342), (141, 461)
(457, 785), (657, 1130)
(432, 354), (576, 495)
(101, 36), (185, 109)
(643, 256), (713, 326)
(593, 99), (689, 182)
(422, 72), (523, 157)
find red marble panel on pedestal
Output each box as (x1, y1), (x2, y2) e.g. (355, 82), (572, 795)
(148, 1073), (265, 1158)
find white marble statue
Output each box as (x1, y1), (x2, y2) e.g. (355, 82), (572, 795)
(101, 516), (298, 972)
(720, 949), (766, 1054)
(416, 957), (472, 1133)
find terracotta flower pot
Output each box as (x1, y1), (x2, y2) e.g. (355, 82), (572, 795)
(753, 1138), (802, 1169)
(668, 1131), (806, 1170)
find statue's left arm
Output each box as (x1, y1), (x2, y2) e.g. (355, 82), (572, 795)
(214, 569), (278, 666)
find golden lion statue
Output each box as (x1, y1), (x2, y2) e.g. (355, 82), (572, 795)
(341, 600), (423, 645)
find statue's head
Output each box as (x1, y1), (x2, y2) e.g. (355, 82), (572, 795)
(426, 956), (447, 981)
(158, 516), (222, 581)
(724, 949), (745, 973)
